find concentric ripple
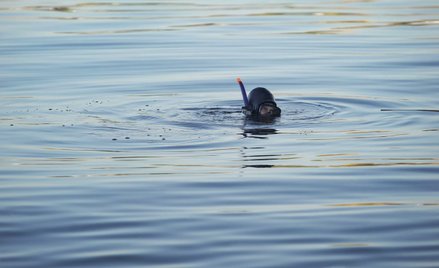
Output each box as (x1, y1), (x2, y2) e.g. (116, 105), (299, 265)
(155, 99), (338, 129)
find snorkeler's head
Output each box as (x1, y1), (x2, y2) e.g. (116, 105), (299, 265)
(248, 87), (281, 118)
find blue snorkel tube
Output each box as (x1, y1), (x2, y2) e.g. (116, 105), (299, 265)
(236, 77), (252, 115)
(236, 77), (249, 107)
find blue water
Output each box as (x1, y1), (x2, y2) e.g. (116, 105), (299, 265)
(1, 1), (439, 267)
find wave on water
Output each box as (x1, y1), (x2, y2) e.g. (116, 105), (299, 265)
(2, 1), (439, 267)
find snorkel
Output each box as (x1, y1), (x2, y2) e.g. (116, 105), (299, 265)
(236, 77), (252, 116)
(237, 78), (250, 107)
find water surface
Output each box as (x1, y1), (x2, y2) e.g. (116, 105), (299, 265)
(1, 1), (439, 267)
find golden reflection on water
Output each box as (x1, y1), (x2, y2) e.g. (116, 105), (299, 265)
(330, 202), (403, 207)
(10, 1), (437, 36)
(291, 19), (439, 35)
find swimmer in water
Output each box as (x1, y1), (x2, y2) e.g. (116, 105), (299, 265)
(236, 78), (281, 119)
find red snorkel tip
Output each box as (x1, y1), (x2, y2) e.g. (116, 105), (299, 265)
(236, 77), (242, 83)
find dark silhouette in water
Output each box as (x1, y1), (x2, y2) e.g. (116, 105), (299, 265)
(247, 87), (281, 117)
(236, 78), (281, 119)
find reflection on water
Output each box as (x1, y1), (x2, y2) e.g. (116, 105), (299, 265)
(1, 0), (439, 267)
(330, 202), (403, 207)
(6, 1), (438, 36)
(242, 128), (278, 138)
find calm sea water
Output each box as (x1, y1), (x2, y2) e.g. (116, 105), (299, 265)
(1, 1), (439, 267)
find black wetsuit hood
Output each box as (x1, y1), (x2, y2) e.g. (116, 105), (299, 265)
(247, 87), (281, 116)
